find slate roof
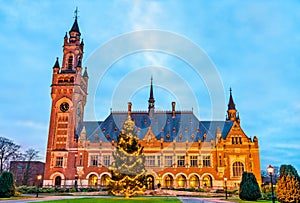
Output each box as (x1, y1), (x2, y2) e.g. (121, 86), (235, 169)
(81, 111), (233, 143)
(70, 17), (81, 34)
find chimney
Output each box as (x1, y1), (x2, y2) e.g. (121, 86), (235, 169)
(128, 102), (132, 118)
(172, 102), (176, 118)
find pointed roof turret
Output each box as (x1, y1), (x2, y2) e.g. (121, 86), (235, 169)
(69, 7), (81, 35)
(83, 67), (88, 78)
(76, 58), (82, 67)
(148, 77), (155, 115)
(228, 88), (236, 110)
(148, 77), (155, 104)
(53, 57), (60, 69)
(226, 88), (238, 121)
(70, 18), (80, 34)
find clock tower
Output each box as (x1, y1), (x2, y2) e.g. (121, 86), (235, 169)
(44, 11), (88, 187)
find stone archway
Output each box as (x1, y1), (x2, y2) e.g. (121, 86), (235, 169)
(54, 176), (62, 187)
(146, 175), (155, 190)
(88, 174), (98, 186)
(100, 174), (110, 187)
(189, 175), (200, 188)
(164, 174), (174, 188)
(177, 174), (187, 188)
(202, 175), (213, 188)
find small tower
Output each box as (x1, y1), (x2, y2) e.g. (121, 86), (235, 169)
(227, 88), (237, 121)
(148, 77), (155, 117)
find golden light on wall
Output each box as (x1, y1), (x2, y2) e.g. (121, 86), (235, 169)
(189, 175), (200, 188)
(177, 175), (186, 187)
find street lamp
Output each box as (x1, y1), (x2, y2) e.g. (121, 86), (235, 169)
(267, 165), (275, 203)
(224, 177), (228, 200)
(36, 175), (42, 198)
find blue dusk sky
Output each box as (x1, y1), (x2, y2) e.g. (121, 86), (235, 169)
(0, 0), (300, 172)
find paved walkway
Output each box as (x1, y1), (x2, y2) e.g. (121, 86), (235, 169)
(0, 195), (235, 203)
(178, 197), (234, 203)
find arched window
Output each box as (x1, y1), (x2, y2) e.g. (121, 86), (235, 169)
(67, 56), (73, 69)
(233, 161), (244, 177)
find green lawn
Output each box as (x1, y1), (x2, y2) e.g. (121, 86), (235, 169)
(33, 197), (181, 203)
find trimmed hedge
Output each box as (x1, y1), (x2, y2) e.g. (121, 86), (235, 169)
(239, 172), (261, 201)
(16, 186), (102, 194)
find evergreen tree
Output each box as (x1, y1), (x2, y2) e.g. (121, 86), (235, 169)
(108, 116), (146, 198)
(280, 165), (300, 180)
(0, 171), (15, 197)
(239, 172), (261, 201)
(276, 165), (300, 203)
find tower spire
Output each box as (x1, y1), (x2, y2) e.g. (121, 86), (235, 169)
(70, 7), (81, 35)
(228, 88), (236, 110)
(148, 76), (155, 116)
(227, 88), (237, 121)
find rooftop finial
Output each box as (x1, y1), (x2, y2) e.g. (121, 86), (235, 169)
(74, 7), (79, 19)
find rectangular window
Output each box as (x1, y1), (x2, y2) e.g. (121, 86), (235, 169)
(157, 156), (161, 167)
(165, 156), (173, 167)
(219, 155), (222, 166)
(103, 155), (111, 166)
(177, 155), (185, 167)
(146, 156), (155, 167)
(190, 156), (198, 167)
(202, 155), (211, 167)
(90, 155), (98, 167)
(55, 157), (63, 167)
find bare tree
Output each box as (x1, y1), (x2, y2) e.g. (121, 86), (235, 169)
(0, 137), (21, 174)
(22, 148), (39, 186)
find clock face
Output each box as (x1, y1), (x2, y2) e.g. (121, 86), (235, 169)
(60, 102), (69, 112)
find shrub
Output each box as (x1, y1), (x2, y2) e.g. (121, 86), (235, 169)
(239, 172), (261, 201)
(276, 165), (300, 203)
(260, 185), (274, 200)
(0, 171), (15, 198)
(14, 191), (22, 197)
(68, 187), (77, 193)
(16, 186), (37, 194)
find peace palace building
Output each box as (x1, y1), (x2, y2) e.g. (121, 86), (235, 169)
(43, 16), (261, 190)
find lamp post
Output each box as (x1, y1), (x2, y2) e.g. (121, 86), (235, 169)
(267, 165), (275, 203)
(36, 175), (42, 198)
(224, 177), (228, 199)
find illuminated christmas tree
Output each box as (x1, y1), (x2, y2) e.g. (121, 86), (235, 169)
(108, 115), (146, 198)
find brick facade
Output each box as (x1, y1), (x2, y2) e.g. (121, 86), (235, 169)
(10, 161), (44, 186)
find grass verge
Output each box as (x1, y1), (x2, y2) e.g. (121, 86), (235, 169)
(33, 197), (181, 203)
